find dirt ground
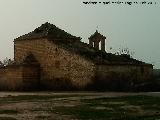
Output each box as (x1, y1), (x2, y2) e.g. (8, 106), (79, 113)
(0, 92), (159, 120)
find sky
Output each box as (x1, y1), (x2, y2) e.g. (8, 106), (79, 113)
(0, 0), (160, 68)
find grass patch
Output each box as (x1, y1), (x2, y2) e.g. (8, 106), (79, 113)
(0, 94), (85, 103)
(82, 95), (160, 111)
(0, 117), (17, 120)
(35, 115), (51, 119)
(0, 110), (18, 114)
(53, 105), (119, 119)
(51, 95), (160, 120)
(0, 94), (160, 120)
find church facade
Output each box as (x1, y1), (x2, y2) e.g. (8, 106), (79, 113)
(0, 22), (153, 91)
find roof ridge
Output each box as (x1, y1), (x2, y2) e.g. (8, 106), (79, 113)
(15, 22), (80, 41)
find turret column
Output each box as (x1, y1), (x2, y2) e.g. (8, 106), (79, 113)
(101, 39), (105, 51)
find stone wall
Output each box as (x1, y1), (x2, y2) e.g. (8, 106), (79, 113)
(14, 38), (153, 91)
(93, 64), (153, 91)
(22, 64), (40, 90)
(14, 39), (96, 90)
(0, 66), (23, 90)
(0, 64), (40, 91)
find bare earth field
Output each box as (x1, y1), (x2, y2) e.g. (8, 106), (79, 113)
(0, 92), (160, 120)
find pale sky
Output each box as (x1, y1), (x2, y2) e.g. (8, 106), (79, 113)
(0, 0), (160, 68)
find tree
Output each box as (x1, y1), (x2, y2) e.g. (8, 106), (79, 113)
(115, 47), (135, 58)
(0, 61), (3, 67)
(2, 58), (14, 66)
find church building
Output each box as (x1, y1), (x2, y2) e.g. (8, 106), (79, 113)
(0, 22), (153, 91)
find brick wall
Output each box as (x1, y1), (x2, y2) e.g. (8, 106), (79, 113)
(14, 39), (96, 89)
(22, 64), (40, 90)
(0, 64), (40, 90)
(14, 38), (153, 91)
(0, 66), (23, 90)
(93, 64), (153, 91)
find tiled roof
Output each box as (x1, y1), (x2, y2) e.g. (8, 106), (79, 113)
(14, 22), (152, 66)
(15, 22), (80, 41)
(89, 30), (106, 40)
(52, 40), (152, 66)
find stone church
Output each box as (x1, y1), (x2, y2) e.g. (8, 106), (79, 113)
(0, 22), (153, 91)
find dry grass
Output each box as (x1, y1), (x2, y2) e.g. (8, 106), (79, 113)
(0, 92), (159, 120)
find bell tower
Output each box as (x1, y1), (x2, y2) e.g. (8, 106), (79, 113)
(88, 30), (106, 51)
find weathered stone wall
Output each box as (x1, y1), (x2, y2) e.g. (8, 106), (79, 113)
(22, 64), (40, 90)
(0, 64), (40, 91)
(0, 66), (23, 90)
(93, 64), (153, 91)
(14, 39), (96, 90)
(14, 38), (153, 91)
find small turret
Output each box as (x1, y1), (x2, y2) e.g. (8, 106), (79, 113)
(88, 30), (106, 51)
